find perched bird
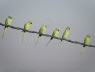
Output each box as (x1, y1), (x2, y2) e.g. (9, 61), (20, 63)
(46, 28), (60, 46)
(2, 15), (12, 39)
(35, 24), (47, 45)
(21, 21), (32, 42)
(58, 27), (70, 46)
(80, 35), (90, 56)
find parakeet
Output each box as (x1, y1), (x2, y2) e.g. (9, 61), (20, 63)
(2, 15), (12, 39)
(80, 35), (90, 56)
(46, 28), (60, 46)
(21, 21), (32, 42)
(35, 24), (47, 45)
(58, 27), (70, 46)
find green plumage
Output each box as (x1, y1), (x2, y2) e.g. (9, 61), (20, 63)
(35, 24), (47, 45)
(62, 27), (70, 38)
(24, 21), (32, 30)
(83, 35), (90, 46)
(58, 27), (70, 46)
(2, 15), (12, 39)
(52, 29), (59, 37)
(5, 16), (12, 25)
(39, 25), (47, 34)
(21, 21), (32, 42)
(46, 28), (60, 46)
(80, 35), (90, 56)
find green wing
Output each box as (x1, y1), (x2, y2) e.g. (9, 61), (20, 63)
(80, 35), (90, 56)
(22, 22), (31, 42)
(52, 31), (59, 37)
(5, 18), (12, 25)
(46, 30), (59, 46)
(35, 27), (46, 45)
(39, 27), (46, 34)
(58, 30), (68, 46)
(24, 23), (31, 30)
(62, 30), (69, 38)
(84, 37), (90, 44)
(2, 18), (12, 39)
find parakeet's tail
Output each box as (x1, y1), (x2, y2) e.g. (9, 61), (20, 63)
(35, 36), (41, 45)
(46, 40), (52, 46)
(2, 27), (8, 39)
(46, 37), (53, 46)
(80, 47), (86, 56)
(58, 40), (62, 46)
(21, 32), (26, 42)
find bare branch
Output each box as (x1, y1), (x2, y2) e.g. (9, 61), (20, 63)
(0, 23), (95, 48)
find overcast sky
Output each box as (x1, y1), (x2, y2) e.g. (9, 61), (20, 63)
(0, 0), (95, 72)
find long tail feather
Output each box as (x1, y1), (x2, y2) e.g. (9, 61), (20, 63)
(58, 41), (62, 46)
(2, 27), (8, 39)
(80, 47), (86, 56)
(35, 36), (41, 45)
(21, 32), (26, 42)
(46, 40), (52, 46)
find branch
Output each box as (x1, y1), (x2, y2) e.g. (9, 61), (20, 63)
(0, 23), (95, 48)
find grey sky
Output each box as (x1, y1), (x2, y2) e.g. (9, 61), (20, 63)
(0, 0), (95, 72)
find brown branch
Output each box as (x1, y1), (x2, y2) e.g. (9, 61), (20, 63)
(0, 23), (95, 48)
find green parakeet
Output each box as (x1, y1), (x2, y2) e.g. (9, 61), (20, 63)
(46, 28), (60, 46)
(2, 15), (12, 39)
(35, 24), (47, 45)
(58, 27), (70, 46)
(80, 35), (90, 56)
(21, 21), (32, 42)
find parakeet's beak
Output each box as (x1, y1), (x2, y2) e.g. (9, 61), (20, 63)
(30, 23), (32, 24)
(69, 28), (70, 30)
(58, 30), (60, 31)
(45, 26), (47, 28)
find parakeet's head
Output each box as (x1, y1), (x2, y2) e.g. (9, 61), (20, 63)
(8, 15), (12, 19)
(66, 27), (70, 30)
(42, 24), (47, 28)
(28, 21), (33, 24)
(56, 28), (60, 31)
(87, 35), (90, 38)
